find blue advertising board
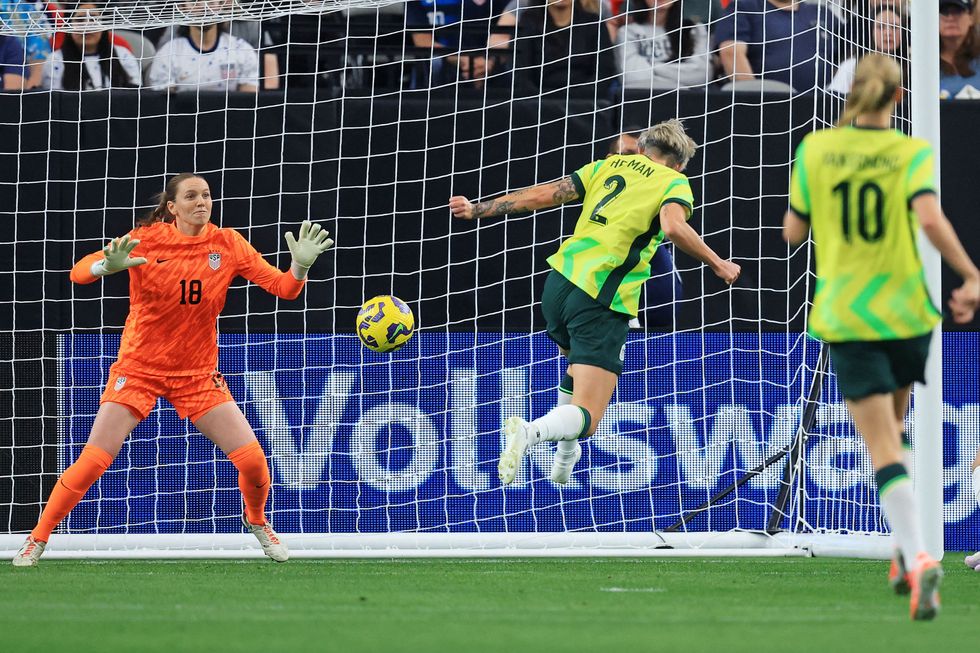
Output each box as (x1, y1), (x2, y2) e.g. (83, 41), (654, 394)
(59, 332), (979, 550)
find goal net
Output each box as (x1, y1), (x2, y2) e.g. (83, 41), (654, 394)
(1, 0), (969, 558)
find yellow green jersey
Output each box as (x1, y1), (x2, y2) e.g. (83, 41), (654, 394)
(547, 154), (695, 316)
(789, 126), (941, 342)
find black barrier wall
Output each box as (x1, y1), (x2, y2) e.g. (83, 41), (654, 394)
(2, 90), (978, 333)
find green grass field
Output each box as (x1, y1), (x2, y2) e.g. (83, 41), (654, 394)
(2, 557), (977, 652)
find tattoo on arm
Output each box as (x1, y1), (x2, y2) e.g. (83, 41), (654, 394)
(470, 178), (577, 219)
(551, 176), (580, 204)
(472, 199), (517, 219)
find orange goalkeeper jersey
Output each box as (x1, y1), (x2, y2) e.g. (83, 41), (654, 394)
(70, 221), (305, 376)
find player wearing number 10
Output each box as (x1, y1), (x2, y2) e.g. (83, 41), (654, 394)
(11, 173), (334, 567)
(783, 55), (980, 620)
(450, 120), (740, 487)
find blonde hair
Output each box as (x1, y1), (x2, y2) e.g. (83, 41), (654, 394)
(838, 54), (901, 127)
(637, 119), (697, 170)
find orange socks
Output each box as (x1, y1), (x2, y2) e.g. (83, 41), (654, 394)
(29, 441), (270, 540)
(228, 441), (270, 525)
(31, 444), (113, 542)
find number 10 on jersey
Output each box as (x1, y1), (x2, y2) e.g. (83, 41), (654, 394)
(833, 180), (885, 243)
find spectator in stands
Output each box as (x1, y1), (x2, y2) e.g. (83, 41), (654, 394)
(607, 0), (721, 40)
(828, 4), (904, 94)
(0, 34), (26, 90)
(43, 3), (141, 90)
(939, 0), (980, 98)
(147, 21), (259, 92)
(615, 0), (712, 90)
(491, 0), (616, 97)
(0, 0), (57, 88)
(406, 0), (509, 86)
(714, 0), (841, 93)
(156, 18), (281, 90)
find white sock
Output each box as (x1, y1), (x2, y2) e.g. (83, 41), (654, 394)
(895, 448), (913, 559)
(973, 466), (980, 510)
(879, 477), (927, 566)
(532, 405), (588, 443)
(557, 388), (573, 408)
(555, 389), (579, 455)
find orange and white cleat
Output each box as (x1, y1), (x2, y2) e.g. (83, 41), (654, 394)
(11, 535), (46, 567)
(888, 550), (910, 595)
(243, 516), (289, 562)
(908, 553), (943, 621)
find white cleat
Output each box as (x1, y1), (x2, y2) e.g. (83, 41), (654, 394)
(499, 416), (534, 486)
(243, 516), (289, 562)
(11, 536), (46, 567)
(965, 551), (980, 571)
(550, 442), (582, 485)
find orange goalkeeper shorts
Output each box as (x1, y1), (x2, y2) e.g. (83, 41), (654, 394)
(100, 364), (236, 422)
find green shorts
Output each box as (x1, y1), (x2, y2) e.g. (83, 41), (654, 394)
(541, 270), (631, 375)
(827, 334), (932, 400)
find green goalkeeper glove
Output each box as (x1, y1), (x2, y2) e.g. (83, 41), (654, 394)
(96, 234), (147, 276)
(285, 220), (334, 274)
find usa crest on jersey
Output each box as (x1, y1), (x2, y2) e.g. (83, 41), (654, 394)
(208, 252), (221, 270)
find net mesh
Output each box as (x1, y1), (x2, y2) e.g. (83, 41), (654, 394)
(3, 0), (968, 551)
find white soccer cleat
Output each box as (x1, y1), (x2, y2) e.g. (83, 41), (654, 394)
(965, 551), (980, 571)
(499, 416), (534, 486)
(550, 441), (582, 485)
(243, 516), (289, 562)
(11, 535), (46, 567)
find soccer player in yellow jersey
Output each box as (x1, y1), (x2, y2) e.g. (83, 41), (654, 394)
(450, 120), (740, 486)
(783, 55), (980, 620)
(11, 173), (334, 567)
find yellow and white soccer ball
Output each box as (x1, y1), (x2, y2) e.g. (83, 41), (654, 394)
(357, 295), (415, 353)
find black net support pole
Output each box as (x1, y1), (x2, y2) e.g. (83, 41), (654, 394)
(663, 343), (829, 534)
(765, 345), (829, 534)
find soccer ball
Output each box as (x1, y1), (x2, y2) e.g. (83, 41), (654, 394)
(357, 295), (415, 353)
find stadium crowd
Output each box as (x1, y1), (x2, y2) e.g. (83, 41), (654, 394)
(0, 0), (979, 96)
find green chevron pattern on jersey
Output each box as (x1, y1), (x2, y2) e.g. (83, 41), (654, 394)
(790, 126), (941, 342)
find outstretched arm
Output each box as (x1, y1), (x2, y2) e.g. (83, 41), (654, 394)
(236, 221), (334, 299)
(449, 176), (580, 220)
(661, 203), (741, 284)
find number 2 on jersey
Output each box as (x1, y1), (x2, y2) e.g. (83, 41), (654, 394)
(588, 175), (627, 225)
(179, 279), (202, 305)
(832, 180), (885, 243)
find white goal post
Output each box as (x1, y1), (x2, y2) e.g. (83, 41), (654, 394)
(0, 0), (958, 559)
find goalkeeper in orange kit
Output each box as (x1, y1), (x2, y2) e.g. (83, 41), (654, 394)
(11, 173), (334, 566)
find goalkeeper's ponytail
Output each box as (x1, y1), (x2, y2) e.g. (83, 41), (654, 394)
(138, 173), (203, 226)
(838, 54), (902, 128)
